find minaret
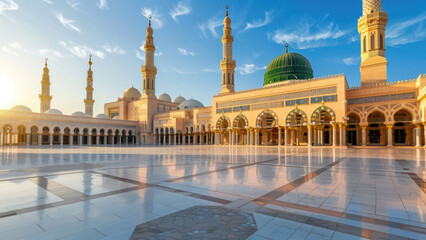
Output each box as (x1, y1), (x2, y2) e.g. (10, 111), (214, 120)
(84, 54), (95, 117)
(39, 57), (52, 113)
(219, 5), (236, 94)
(141, 15), (157, 98)
(358, 0), (388, 87)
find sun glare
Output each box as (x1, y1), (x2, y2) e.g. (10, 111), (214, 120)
(0, 71), (15, 109)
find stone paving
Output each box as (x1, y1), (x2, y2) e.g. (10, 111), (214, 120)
(0, 145), (425, 239)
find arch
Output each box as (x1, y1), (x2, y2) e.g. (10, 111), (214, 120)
(63, 127), (71, 145)
(310, 106), (336, 123)
(42, 126), (50, 145)
(216, 116), (231, 129)
(256, 109), (278, 128)
(347, 112), (361, 124)
(30, 126), (38, 145)
(367, 111), (386, 123)
(380, 33), (384, 49)
(393, 109), (412, 122)
(233, 114), (249, 128)
(363, 35), (367, 52)
(286, 109), (307, 125)
(371, 33), (375, 50)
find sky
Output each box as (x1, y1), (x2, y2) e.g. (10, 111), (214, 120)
(0, 0), (425, 115)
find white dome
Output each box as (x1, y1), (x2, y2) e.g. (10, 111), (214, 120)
(123, 87), (141, 99)
(159, 93), (171, 102)
(174, 96), (186, 104)
(95, 113), (109, 119)
(44, 109), (63, 115)
(10, 105), (32, 112)
(112, 115), (119, 120)
(178, 99), (204, 109)
(72, 111), (86, 117)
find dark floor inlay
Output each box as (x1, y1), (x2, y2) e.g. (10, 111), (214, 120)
(130, 206), (257, 240)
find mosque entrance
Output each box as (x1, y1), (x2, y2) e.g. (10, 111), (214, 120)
(369, 129), (381, 144)
(394, 129), (406, 144)
(347, 130), (357, 145)
(324, 129), (330, 145)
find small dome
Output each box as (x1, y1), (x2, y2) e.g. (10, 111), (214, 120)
(123, 87), (141, 99)
(174, 96), (186, 104)
(44, 109), (63, 115)
(178, 99), (204, 109)
(112, 115), (119, 120)
(72, 111), (86, 117)
(10, 105), (32, 113)
(95, 113), (108, 119)
(159, 93), (171, 102)
(264, 52), (313, 86)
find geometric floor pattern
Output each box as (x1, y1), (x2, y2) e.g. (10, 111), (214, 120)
(0, 146), (425, 239)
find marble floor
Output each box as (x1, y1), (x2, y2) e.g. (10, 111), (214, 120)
(0, 146), (425, 240)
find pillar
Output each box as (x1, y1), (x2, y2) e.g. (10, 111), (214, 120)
(290, 129), (294, 146)
(70, 135), (73, 146)
(88, 135), (92, 146)
(173, 134), (176, 145)
(339, 125), (344, 147)
(423, 123), (426, 147)
(342, 125), (346, 146)
(38, 135), (42, 146)
(96, 135), (99, 145)
(79, 135), (83, 145)
(0, 132), (3, 146)
(255, 130), (259, 146)
(313, 127), (317, 146)
(308, 125), (312, 147)
(26, 134), (30, 146)
(163, 134), (166, 145)
(49, 134), (53, 146)
(278, 127), (282, 146)
(361, 127), (367, 146)
(415, 124), (421, 147)
(250, 130), (253, 145)
(386, 125), (393, 147)
(332, 125), (337, 147)
(60, 135), (64, 146)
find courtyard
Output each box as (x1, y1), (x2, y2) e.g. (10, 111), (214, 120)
(0, 145), (425, 239)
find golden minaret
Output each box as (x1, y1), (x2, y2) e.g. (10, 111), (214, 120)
(141, 15), (157, 98)
(219, 5), (236, 94)
(358, 0), (388, 87)
(84, 54), (95, 117)
(39, 58), (52, 113)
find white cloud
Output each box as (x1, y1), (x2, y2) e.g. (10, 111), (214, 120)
(240, 11), (272, 33)
(66, 0), (80, 9)
(343, 57), (359, 65)
(174, 69), (197, 75)
(54, 12), (80, 33)
(387, 14), (426, 46)
(0, 0), (18, 15)
(39, 49), (64, 59)
(135, 50), (144, 61)
(170, 1), (191, 22)
(97, 0), (108, 10)
(270, 16), (352, 49)
(103, 43), (125, 55)
(177, 47), (194, 56)
(198, 18), (223, 38)
(59, 41), (104, 59)
(202, 68), (220, 73)
(141, 8), (163, 28)
(42, 0), (53, 4)
(237, 64), (266, 75)
(2, 41), (23, 55)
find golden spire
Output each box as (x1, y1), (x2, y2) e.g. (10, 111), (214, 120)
(148, 15), (152, 27)
(88, 54), (92, 70)
(285, 43), (289, 53)
(225, 4), (228, 16)
(44, 57), (48, 68)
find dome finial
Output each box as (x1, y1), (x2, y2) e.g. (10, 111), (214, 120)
(88, 54), (92, 69)
(44, 57), (48, 67)
(225, 4), (229, 16)
(285, 43), (289, 53)
(148, 15), (152, 26)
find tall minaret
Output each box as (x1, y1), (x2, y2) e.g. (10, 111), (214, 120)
(358, 0), (388, 87)
(141, 15), (157, 98)
(219, 5), (236, 94)
(39, 57), (52, 113)
(84, 54), (95, 117)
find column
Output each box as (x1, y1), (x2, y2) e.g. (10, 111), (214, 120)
(308, 125), (312, 147)
(38, 135), (42, 146)
(60, 135), (64, 146)
(361, 126), (367, 146)
(250, 130), (254, 145)
(26, 134), (30, 145)
(342, 125), (346, 146)
(332, 124), (337, 147)
(423, 123), (426, 147)
(173, 134), (176, 145)
(278, 127), (282, 146)
(49, 134), (53, 146)
(104, 136), (107, 145)
(231, 130), (235, 145)
(339, 125), (343, 147)
(0, 132), (3, 146)
(415, 124), (421, 147)
(96, 135), (99, 145)
(313, 126), (318, 146)
(70, 135), (73, 146)
(284, 128), (288, 146)
(290, 129), (294, 146)
(163, 134), (166, 145)
(88, 135), (92, 146)
(255, 130), (259, 146)
(386, 125), (393, 147)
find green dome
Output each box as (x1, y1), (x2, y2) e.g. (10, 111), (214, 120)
(263, 52), (314, 86)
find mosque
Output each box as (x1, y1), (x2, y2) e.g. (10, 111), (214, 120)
(1, 0), (425, 147)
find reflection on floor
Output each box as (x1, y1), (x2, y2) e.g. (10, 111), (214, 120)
(0, 146), (425, 239)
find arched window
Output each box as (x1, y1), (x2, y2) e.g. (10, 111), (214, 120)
(223, 74), (225, 84)
(380, 34), (384, 49)
(371, 34), (375, 50)
(363, 36), (367, 52)
(147, 79), (149, 89)
(227, 73), (230, 84)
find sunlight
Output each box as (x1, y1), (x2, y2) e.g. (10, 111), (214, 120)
(0, 71), (15, 109)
